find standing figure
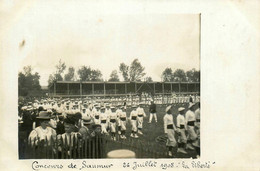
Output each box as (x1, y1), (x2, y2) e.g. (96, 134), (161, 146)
(129, 105), (138, 138)
(136, 103), (146, 135)
(163, 106), (177, 157)
(28, 111), (57, 147)
(100, 107), (108, 135)
(176, 107), (187, 154)
(116, 105), (122, 135)
(93, 106), (101, 125)
(119, 106), (127, 139)
(57, 116), (80, 158)
(185, 103), (198, 150)
(105, 105), (112, 132)
(148, 100), (157, 123)
(109, 106), (117, 140)
(194, 102), (200, 158)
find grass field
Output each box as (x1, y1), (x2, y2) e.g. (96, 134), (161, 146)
(106, 103), (199, 158)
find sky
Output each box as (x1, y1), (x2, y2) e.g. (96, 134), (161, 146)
(1, 1), (200, 86)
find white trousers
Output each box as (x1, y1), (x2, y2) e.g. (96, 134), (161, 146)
(109, 122), (116, 133)
(120, 120), (126, 130)
(137, 116), (143, 129)
(131, 120), (137, 132)
(149, 113), (157, 122)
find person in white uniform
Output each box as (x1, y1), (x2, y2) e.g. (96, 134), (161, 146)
(163, 105), (177, 157)
(109, 106), (117, 140)
(194, 102), (200, 158)
(116, 105), (122, 135)
(176, 107), (188, 154)
(136, 103), (146, 135)
(100, 107), (108, 134)
(93, 106), (101, 125)
(129, 105), (138, 138)
(119, 106), (127, 139)
(185, 103), (198, 150)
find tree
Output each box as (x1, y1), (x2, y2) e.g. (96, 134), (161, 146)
(64, 67), (75, 81)
(108, 70), (120, 82)
(90, 69), (103, 81)
(161, 67), (173, 82)
(193, 70), (200, 82)
(77, 66), (92, 81)
(48, 59), (66, 86)
(145, 76), (153, 82)
(119, 63), (129, 81)
(173, 69), (187, 82)
(186, 68), (200, 82)
(129, 59), (146, 81)
(23, 66), (32, 76)
(77, 66), (103, 81)
(56, 59), (66, 75)
(18, 66), (42, 96)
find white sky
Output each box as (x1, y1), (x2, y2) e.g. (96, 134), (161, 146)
(2, 1), (200, 86)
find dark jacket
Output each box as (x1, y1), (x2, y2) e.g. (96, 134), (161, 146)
(149, 103), (156, 113)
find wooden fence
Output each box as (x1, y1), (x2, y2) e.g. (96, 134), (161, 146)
(20, 134), (169, 159)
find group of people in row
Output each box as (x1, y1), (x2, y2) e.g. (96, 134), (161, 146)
(19, 98), (150, 146)
(163, 102), (200, 157)
(18, 97), (200, 158)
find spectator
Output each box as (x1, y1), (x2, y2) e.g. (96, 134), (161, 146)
(148, 100), (157, 123)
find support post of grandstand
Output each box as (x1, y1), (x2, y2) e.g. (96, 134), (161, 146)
(54, 81), (56, 96)
(92, 83), (94, 95)
(67, 83), (69, 95)
(80, 82), (82, 97)
(153, 83), (155, 94)
(104, 83), (106, 96)
(187, 83), (188, 93)
(125, 83), (127, 94)
(170, 83), (173, 93)
(178, 82), (181, 94)
(115, 83), (116, 94)
(162, 82), (164, 94)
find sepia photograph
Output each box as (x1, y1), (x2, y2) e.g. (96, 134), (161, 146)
(1, 0), (260, 170)
(17, 12), (201, 159)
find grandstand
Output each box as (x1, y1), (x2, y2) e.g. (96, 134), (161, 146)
(48, 81), (200, 97)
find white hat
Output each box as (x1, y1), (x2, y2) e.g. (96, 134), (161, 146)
(178, 107), (185, 112)
(165, 105), (172, 113)
(188, 103), (195, 108)
(21, 106), (28, 110)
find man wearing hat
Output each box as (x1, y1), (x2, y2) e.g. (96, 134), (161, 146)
(119, 106), (127, 139)
(185, 103), (198, 150)
(148, 100), (157, 123)
(100, 107), (109, 134)
(109, 106), (117, 140)
(79, 115), (94, 140)
(194, 102), (200, 158)
(56, 111), (65, 135)
(136, 103), (146, 135)
(176, 107), (188, 154)
(129, 105), (138, 138)
(65, 102), (71, 113)
(93, 105), (101, 125)
(57, 116), (80, 156)
(116, 105), (123, 135)
(163, 105), (177, 157)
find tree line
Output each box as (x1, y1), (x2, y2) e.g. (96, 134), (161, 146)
(18, 59), (200, 96)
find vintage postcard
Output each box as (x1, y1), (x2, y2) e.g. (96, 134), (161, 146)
(0, 0), (259, 170)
